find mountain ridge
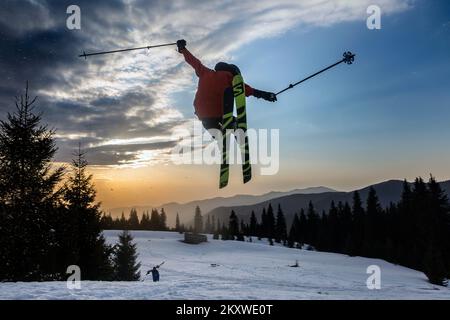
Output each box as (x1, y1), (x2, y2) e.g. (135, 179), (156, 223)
(204, 179), (450, 227)
(106, 186), (338, 225)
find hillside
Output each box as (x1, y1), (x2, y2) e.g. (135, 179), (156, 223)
(107, 186), (337, 226)
(206, 180), (450, 226)
(0, 230), (448, 300)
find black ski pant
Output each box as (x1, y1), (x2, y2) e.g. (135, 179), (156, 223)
(201, 87), (235, 138)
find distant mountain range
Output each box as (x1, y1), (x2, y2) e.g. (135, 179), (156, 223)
(107, 179), (450, 228)
(205, 180), (450, 228)
(107, 186), (337, 226)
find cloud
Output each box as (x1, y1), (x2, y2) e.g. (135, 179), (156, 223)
(0, 0), (412, 165)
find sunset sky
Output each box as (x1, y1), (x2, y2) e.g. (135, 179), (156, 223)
(1, 0), (450, 210)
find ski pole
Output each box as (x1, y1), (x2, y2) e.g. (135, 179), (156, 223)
(276, 51), (355, 96)
(79, 42), (178, 59)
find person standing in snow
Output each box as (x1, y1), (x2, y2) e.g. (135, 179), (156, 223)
(146, 261), (164, 282)
(176, 39), (277, 132)
(148, 266), (160, 282)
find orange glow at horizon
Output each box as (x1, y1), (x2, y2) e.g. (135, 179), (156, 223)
(80, 157), (450, 213)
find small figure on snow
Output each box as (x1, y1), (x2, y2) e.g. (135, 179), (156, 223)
(146, 261), (165, 282)
(176, 39), (277, 132)
(147, 266), (160, 282)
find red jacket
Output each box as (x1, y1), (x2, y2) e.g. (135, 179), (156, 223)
(182, 48), (254, 119)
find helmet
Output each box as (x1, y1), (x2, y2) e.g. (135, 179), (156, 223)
(214, 62), (241, 76)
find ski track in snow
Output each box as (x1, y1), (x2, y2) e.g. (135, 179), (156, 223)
(0, 230), (449, 300)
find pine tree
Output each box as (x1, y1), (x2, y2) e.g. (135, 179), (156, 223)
(150, 209), (160, 230)
(240, 220), (247, 236)
(341, 202), (353, 254)
(221, 222), (229, 240)
(298, 209), (307, 245)
(211, 215), (216, 233)
(63, 146), (114, 280)
(128, 209), (140, 230)
(364, 187), (382, 257)
(212, 216), (219, 239)
(119, 212), (128, 229)
(100, 213), (114, 230)
(216, 218), (221, 234)
(0, 84), (64, 280)
(306, 201), (319, 246)
(205, 215), (212, 233)
(113, 231), (141, 281)
(159, 208), (167, 230)
(194, 206), (203, 234)
(260, 208), (268, 237)
(229, 210), (239, 238)
(326, 201), (339, 251)
(140, 212), (150, 230)
(426, 176), (450, 278)
(175, 213), (181, 232)
(249, 211), (258, 236)
(266, 204), (276, 239)
(317, 210), (329, 251)
(423, 242), (448, 287)
(275, 204), (287, 243)
(288, 213), (300, 248)
(350, 191), (365, 256)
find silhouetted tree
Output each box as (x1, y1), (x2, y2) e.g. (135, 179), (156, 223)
(211, 215), (216, 233)
(306, 201), (319, 245)
(275, 204), (287, 243)
(63, 146), (114, 280)
(194, 206), (203, 234)
(128, 209), (140, 230)
(0, 84), (64, 280)
(229, 210), (239, 238)
(175, 213), (181, 232)
(349, 191), (365, 256)
(205, 215), (212, 233)
(266, 204), (276, 239)
(249, 211), (258, 236)
(113, 231), (141, 281)
(288, 213), (300, 248)
(140, 212), (151, 230)
(150, 209), (160, 230)
(159, 208), (167, 230)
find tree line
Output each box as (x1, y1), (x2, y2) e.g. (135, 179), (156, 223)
(100, 208), (169, 231)
(202, 181), (450, 286)
(0, 85), (140, 281)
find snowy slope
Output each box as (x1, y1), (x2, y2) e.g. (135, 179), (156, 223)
(0, 230), (448, 300)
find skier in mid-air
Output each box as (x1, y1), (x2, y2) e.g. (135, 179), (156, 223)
(176, 39), (277, 132)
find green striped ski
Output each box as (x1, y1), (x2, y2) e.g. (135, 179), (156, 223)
(233, 74), (252, 185)
(219, 88), (233, 189)
(219, 75), (251, 189)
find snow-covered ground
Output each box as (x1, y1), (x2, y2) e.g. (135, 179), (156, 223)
(0, 230), (449, 300)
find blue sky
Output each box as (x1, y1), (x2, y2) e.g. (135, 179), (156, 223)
(177, 0), (450, 192)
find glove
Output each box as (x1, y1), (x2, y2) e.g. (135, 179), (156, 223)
(177, 39), (186, 53)
(253, 89), (277, 102)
